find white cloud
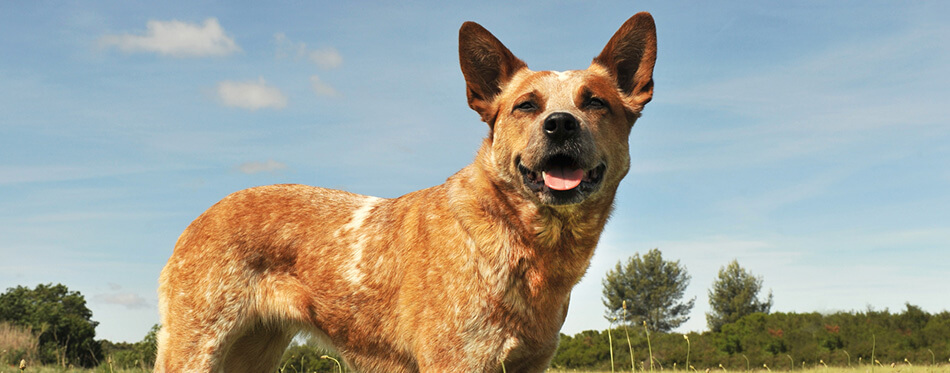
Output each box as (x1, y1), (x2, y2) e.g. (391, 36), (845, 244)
(216, 78), (287, 110)
(94, 291), (150, 309)
(310, 75), (339, 97)
(310, 47), (343, 69)
(238, 160), (288, 174)
(100, 18), (240, 57)
(274, 33), (342, 69)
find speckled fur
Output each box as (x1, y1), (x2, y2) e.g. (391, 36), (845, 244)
(156, 13), (657, 373)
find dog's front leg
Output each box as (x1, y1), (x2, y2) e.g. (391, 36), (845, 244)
(408, 326), (506, 373)
(415, 345), (501, 373)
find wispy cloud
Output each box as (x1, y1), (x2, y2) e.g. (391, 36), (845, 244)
(309, 47), (342, 69)
(216, 78), (287, 110)
(645, 24), (950, 175)
(274, 33), (342, 97)
(274, 33), (343, 69)
(274, 32), (306, 59)
(238, 160), (288, 174)
(100, 18), (240, 57)
(94, 285), (150, 310)
(310, 75), (339, 97)
(715, 169), (853, 221)
(0, 165), (155, 186)
(674, 24), (948, 125)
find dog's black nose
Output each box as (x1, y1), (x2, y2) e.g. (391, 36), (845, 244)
(543, 112), (579, 141)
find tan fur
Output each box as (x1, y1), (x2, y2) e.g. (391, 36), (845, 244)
(157, 12), (657, 372)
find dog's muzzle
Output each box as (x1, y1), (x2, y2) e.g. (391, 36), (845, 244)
(517, 113), (605, 205)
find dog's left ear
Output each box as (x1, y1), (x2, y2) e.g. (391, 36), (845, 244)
(593, 12), (657, 113)
(459, 21), (527, 124)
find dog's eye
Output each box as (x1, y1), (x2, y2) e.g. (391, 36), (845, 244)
(514, 101), (538, 112)
(585, 97), (608, 110)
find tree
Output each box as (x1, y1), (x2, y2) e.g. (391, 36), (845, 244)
(0, 283), (103, 367)
(551, 331), (612, 369)
(706, 260), (773, 332)
(602, 248), (695, 332)
(100, 324), (159, 369)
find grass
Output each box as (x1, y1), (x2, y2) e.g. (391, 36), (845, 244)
(6, 366), (948, 373)
(2, 325), (945, 373)
(552, 368), (950, 373)
(0, 368), (149, 373)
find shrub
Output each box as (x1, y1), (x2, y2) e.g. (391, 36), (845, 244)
(0, 321), (39, 366)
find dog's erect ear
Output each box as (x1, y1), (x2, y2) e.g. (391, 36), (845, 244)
(593, 12), (657, 112)
(459, 21), (527, 124)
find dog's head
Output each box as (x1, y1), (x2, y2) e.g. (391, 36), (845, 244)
(459, 13), (657, 206)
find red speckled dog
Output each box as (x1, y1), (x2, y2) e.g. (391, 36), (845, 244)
(157, 12), (656, 372)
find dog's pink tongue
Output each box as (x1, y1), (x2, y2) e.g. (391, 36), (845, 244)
(542, 168), (584, 191)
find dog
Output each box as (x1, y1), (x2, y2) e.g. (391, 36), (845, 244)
(156, 12), (656, 372)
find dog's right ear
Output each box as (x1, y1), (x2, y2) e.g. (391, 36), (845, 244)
(459, 22), (527, 124)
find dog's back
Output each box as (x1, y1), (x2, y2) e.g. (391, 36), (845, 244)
(158, 184), (423, 371)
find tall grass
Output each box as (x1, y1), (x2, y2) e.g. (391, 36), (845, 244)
(643, 321), (654, 372)
(623, 302), (635, 372)
(608, 318), (616, 373)
(683, 334), (690, 371)
(870, 334), (876, 373)
(320, 354), (343, 373)
(0, 322), (38, 366)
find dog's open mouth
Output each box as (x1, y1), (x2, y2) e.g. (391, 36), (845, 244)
(517, 154), (606, 204)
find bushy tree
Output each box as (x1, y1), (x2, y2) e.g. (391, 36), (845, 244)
(550, 331), (611, 369)
(0, 283), (103, 367)
(101, 324), (159, 369)
(706, 260), (773, 332)
(602, 248), (695, 332)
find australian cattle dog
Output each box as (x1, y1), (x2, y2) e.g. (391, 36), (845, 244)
(157, 12), (657, 372)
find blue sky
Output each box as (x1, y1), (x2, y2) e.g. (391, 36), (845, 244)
(1, 1), (948, 343)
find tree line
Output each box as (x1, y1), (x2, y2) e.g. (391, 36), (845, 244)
(0, 283), (157, 369)
(552, 305), (950, 370)
(0, 248), (946, 370)
(561, 247), (948, 370)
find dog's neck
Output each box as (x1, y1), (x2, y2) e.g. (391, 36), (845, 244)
(446, 144), (616, 302)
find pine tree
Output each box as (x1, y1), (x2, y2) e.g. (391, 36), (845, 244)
(602, 248), (695, 332)
(706, 259), (773, 332)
